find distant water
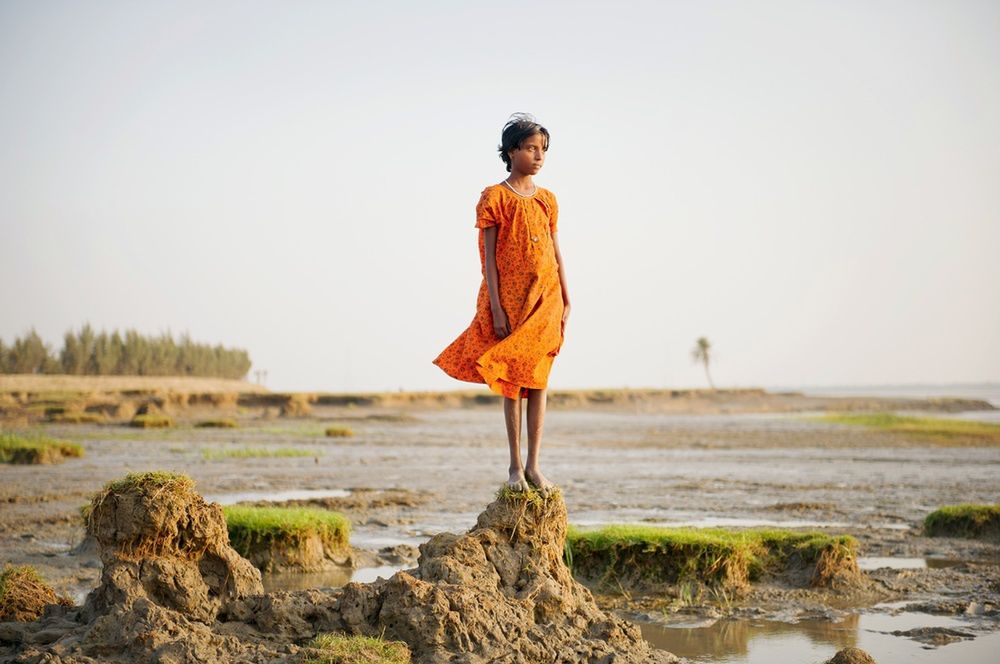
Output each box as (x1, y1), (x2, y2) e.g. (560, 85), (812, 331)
(764, 382), (1000, 407)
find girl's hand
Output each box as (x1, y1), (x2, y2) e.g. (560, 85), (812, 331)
(492, 306), (511, 339)
(561, 302), (571, 335)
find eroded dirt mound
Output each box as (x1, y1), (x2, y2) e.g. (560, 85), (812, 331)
(0, 566), (71, 622)
(83, 473), (263, 624)
(826, 646), (878, 663)
(302, 490), (676, 663)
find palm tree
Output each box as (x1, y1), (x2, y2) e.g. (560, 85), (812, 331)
(690, 337), (715, 389)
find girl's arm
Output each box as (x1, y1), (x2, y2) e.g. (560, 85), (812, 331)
(484, 226), (510, 338)
(552, 233), (571, 333)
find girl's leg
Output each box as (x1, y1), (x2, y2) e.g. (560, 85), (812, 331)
(524, 387), (555, 493)
(504, 395), (530, 490)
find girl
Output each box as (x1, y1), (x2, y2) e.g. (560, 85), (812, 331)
(433, 113), (570, 496)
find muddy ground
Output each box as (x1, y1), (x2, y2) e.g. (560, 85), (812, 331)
(1, 393), (998, 662)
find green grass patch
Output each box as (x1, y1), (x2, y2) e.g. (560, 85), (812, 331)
(325, 426), (354, 438)
(810, 412), (1000, 445)
(129, 413), (174, 428)
(195, 418), (238, 428)
(306, 632), (411, 664)
(924, 504), (1000, 540)
(0, 431), (84, 464)
(565, 524), (858, 592)
(223, 505), (350, 562)
(201, 446), (317, 460)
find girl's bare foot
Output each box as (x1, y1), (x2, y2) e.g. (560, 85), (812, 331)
(525, 467), (555, 496)
(507, 468), (530, 492)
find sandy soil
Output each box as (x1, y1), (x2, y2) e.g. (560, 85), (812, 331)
(0, 393), (997, 660)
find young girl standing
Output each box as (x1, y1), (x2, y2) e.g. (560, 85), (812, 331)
(433, 113), (570, 496)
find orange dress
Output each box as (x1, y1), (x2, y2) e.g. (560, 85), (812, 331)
(433, 183), (564, 399)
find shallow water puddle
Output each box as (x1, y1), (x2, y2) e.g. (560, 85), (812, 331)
(261, 565), (408, 593)
(202, 488), (351, 505)
(637, 610), (1000, 663)
(857, 557), (969, 571)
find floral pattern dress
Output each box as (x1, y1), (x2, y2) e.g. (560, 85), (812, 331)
(433, 183), (564, 399)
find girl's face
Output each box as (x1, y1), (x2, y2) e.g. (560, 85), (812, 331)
(509, 132), (547, 175)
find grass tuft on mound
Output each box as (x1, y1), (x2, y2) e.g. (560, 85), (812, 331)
(306, 632), (411, 664)
(325, 426), (354, 438)
(130, 413), (174, 428)
(565, 524), (858, 592)
(223, 505), (350, 560)
(201, 447), (317, 460)
(924, 504), (1000, 540)
(0, 564), (71, 621)
(495, 483), (562, 507)
(195, 418), (238, 428)
(98, 471), (195, 497)
(812, 412), (1000, 445)
(0, 431), (84, 464)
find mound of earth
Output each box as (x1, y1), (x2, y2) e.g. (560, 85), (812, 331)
(0, 566), (71, 622)
(0, 477), (678, 663)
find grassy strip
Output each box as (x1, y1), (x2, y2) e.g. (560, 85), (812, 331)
(811, 412), (1000, 445)
(129, 413), (174, 428)
(924, 504), (1000, 540)
(306, 632), (411, 664)
(565, 524), (858, 591)
(195, 418), (238, 428)
(201, 447), (317, 460)
(325, 426), (354, 438)
(0, 431), (84, 464)
(223, 505), (350, 559)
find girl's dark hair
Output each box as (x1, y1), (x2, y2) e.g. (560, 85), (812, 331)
(498, 113), (549, 172)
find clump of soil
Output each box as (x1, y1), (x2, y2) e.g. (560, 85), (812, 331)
(48, 411), (106, 424)
(924, 503), (1000, 541)
(128, 413), (174, 428)
(280, 393), (314, 417)
(223, 505), (351, 572)
(83, 471), (263, 623)
(0, 565), (71, 621)
(826, 647), (877, 664)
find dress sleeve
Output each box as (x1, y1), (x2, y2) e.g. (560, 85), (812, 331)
(548, 193), (559, 234)
(475, 187), (498, 229)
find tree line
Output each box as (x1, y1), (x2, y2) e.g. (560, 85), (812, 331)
(0, 324), (252, 379)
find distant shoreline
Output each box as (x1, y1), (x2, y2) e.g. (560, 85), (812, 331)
(0, 374), (995, 425)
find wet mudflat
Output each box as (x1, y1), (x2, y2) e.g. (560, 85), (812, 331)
(1, 403), (998, 662)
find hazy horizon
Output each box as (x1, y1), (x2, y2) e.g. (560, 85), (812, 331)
(2, 1), (998, 393)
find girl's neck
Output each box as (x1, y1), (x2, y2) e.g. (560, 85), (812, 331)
(504, 172), (535, 193)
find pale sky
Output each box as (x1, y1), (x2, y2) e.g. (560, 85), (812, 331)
(1, 0), (998, 393)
